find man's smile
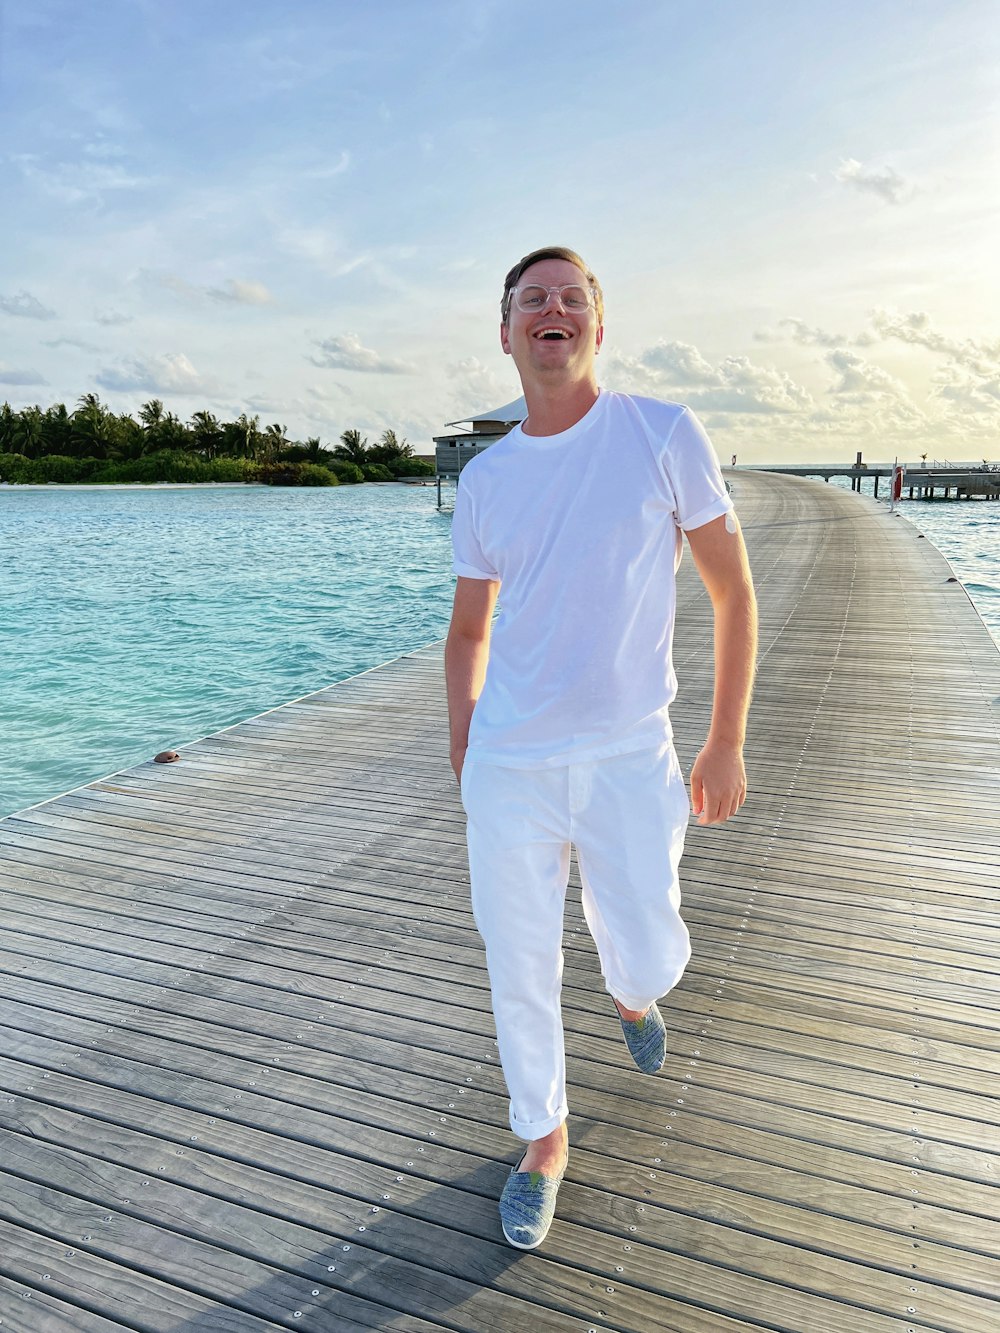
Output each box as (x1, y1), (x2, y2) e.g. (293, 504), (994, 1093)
(533, 327), (573, 340)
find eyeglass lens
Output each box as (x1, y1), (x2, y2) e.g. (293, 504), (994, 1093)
(515, 285), (592, 312)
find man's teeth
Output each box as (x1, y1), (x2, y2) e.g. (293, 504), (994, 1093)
(536, 329), (570, 340)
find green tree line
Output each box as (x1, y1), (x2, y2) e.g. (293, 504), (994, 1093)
(0, 395), (435, 486)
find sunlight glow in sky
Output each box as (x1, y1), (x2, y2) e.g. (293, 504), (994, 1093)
(2, 0), (998, 462)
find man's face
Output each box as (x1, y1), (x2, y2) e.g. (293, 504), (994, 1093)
(500, 258), (603, 378)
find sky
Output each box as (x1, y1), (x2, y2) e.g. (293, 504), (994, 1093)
(1, 0), (998, 463)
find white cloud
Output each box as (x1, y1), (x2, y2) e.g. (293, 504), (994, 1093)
(95, 352), (219, 395)
(930, 364), (1000, 413)
(0, 365), (47, 385)
(639, 341), (720, 386)
(309, 333), (416, 374)
(447, 356), (510, 415)
(609, 340), (814, 415)
(0, 290), (57, 320)
(822, 349), (926, 439)
(12, 149), (152, 204)
(862, 308), (1000, 440)
(755, 318), (876, 349)
(870, 308), (1000, 374)
(833, 157), (912, 205)
(94, 310), (133, 326)
(207, 279), (273, 305)
(826, 348), (911, 397)
(145, 271), (273, 307)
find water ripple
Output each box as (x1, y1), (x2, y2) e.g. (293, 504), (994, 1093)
(0, 483), (456, 817)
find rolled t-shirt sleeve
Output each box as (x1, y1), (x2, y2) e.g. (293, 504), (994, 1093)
(664, 407), (735, 531)
(451, 474), (500, 580)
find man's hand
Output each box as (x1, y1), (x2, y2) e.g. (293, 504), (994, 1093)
(690, 739), (747, 825)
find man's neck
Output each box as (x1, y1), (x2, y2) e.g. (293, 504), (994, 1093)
(520, 377), (600, 438)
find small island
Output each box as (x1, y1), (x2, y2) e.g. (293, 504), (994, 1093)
(0, 395), (435, 486)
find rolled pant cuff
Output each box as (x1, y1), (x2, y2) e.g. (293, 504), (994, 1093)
(612, 992), (659, 1014)
(510, 1102), (568, 1142)
(608, 984), (676, 1013)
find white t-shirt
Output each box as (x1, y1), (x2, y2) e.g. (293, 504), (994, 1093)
(451, 389), (734, 767)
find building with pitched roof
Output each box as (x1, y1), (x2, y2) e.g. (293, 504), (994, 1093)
(433, 396), (527, 477)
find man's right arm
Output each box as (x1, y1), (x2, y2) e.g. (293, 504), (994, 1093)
(445, 575), (500, 783)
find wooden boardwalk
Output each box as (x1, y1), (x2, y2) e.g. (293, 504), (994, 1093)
(0, 472), (998, 1332)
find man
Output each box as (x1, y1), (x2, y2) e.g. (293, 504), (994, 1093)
(445, 246), (757, 1249)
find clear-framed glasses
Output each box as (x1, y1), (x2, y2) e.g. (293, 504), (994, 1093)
(512, 283), (595, 314)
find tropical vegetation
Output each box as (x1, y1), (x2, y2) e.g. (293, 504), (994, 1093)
(0, 396), (435, 486)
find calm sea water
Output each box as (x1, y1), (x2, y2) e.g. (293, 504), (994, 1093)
(0, 483), (456, 819)
(1, 476), (996, 819)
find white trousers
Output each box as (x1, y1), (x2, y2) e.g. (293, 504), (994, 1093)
(461, 739), (692, 1140)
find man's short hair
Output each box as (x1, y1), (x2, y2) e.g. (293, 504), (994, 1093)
(501, 246), (604, 326)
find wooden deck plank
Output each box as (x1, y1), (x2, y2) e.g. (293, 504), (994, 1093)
(2, 933), (996, 1111)
(2, 472), (998, 1330)
(37, 785), (1000, 895)
(1, 1136), (656, 1333)
(2, 993), (996, 1205)
(2, 907), (997, 1144)
(3, 1119), (997, 1333)
(3, 854), (996, 979)
(3, 1056), (995, 1271)
(62, 761), (1000, 856)
(2, 867), (996, 1069)
(3, 842), (996, 1063)
(0, 1218), (285, 1331)
(2, 958), (996, 1173)
(3, 861), (997, 1022)
(0, 886), (997, 1120)
(0, 1273), (131, 1333)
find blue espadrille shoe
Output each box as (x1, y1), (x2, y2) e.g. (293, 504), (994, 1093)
(619, 1001), (667, 1074)
(499, 1155), (566, 1250)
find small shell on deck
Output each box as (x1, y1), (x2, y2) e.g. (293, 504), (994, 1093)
(154, 749), (180, 763)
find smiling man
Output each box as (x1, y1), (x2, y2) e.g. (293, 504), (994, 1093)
(445, 245), (757, 1249)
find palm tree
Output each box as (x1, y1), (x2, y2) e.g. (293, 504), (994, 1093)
(114, 412), (144, 461)
(72, 392), (116, 460)
(138, 398), (165, 431)
(262, 422), (289, 459)
(13, 405), (44, 458)
(236, 412), (262, 460)
(190, 410), (222, 460)
(368, 428), (412, 464)
(218, 412), (259, 460)
(0, 401), (16, 451)
(42, 402), (73, 456)
(150, 410), (188, 453)
(335, 428), (369, 464)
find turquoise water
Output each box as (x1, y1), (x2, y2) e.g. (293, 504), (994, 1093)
(2, 475), (996, 820)
(0, 483), (456, 819)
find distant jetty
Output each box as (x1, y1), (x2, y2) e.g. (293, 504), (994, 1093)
(746, 462), (1000, 501)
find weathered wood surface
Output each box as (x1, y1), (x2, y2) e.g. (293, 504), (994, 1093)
(0, 472), (998, 1332)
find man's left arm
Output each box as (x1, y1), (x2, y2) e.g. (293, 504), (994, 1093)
(684, 512), (758, 825)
